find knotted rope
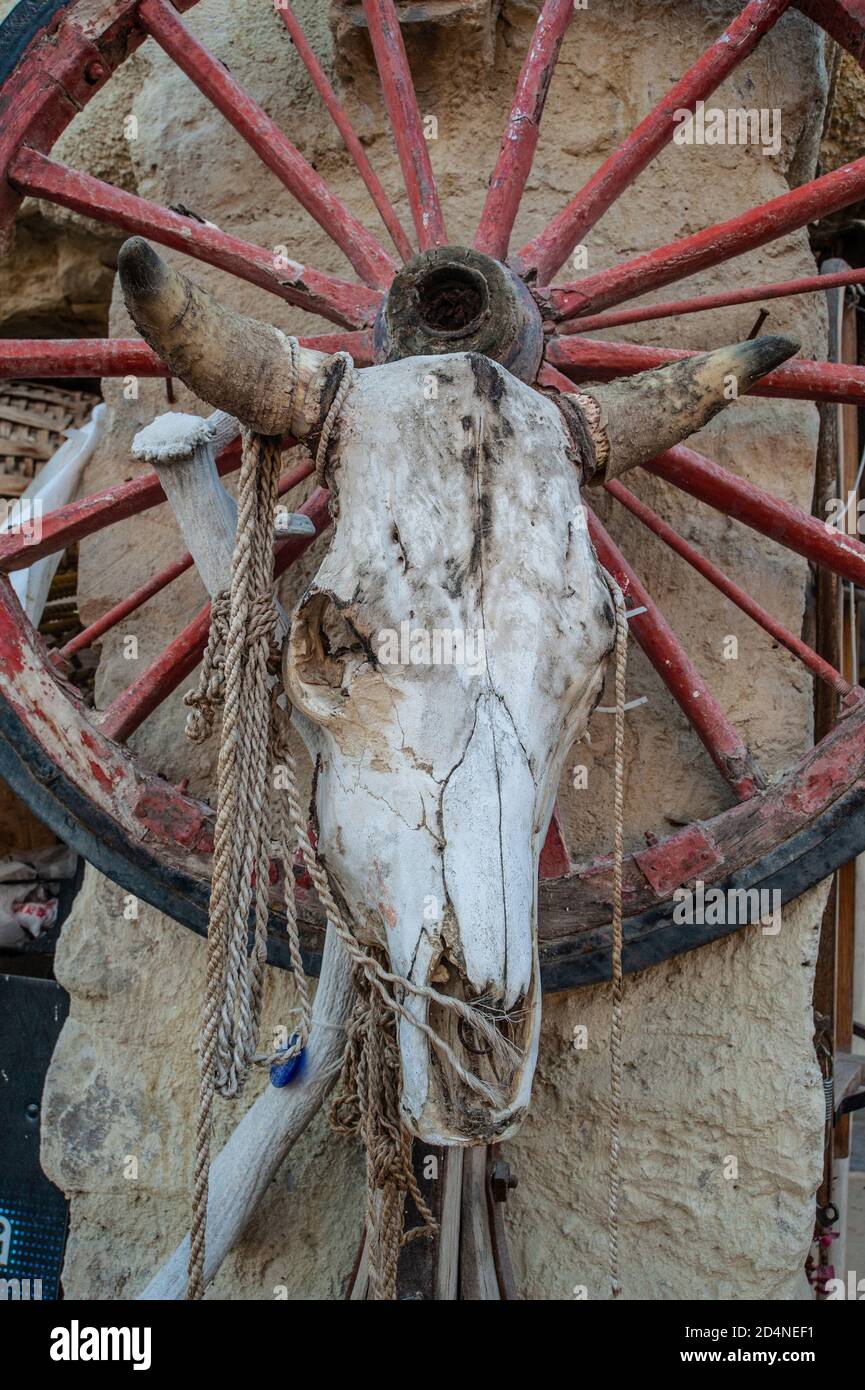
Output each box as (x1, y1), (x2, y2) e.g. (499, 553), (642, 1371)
(604, 571), (629, 1299)
(183, 334), (346, 1301)
(183, 427), (307, 1301)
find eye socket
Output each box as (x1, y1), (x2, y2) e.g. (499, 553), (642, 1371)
(283, 591), (372, 720)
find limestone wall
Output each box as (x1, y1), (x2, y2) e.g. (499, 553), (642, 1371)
(37, 0), (832, 1298)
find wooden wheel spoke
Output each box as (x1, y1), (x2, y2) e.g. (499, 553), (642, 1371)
(545, 338), (865, 407)
(514, 0), (793, 283)
(60, 456), (316, 661)
(99, 485), (332, 741)
(554, 266), (865, 336)
(0, 440), (241, 574)
(543, 152), (865, 322)
(586, 507), (764, 800)
(137, 0), (396, 289)
(59, 552), (195, 662)
(0, 339), (168, 381)
(274, 1), (413, 262)
(473, 0), (572, 261)
(605, 478), (853, 696)
(361, 0), (447, 250)
(0, 331), (374, 382)
(645, 444), (865, 587)
(9, 148), (381, 330)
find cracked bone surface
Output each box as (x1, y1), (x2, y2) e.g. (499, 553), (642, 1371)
(138, 926), (353, 1300)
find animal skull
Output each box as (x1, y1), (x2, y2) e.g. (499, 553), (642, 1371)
(119, 238), (797, 1145)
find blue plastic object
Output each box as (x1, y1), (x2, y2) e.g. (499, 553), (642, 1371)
(269, 1036), (305, 1087)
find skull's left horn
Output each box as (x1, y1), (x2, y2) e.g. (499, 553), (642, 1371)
(118, 238), (329, 437)
(578, 335), (800, 482)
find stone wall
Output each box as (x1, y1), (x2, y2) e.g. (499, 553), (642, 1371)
(36, 0), (832, 1298)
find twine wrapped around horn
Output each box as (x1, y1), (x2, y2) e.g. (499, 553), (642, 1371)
(117, 237), (336, 439)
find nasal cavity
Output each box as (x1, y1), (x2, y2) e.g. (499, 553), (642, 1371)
(289, 591), (372, 694)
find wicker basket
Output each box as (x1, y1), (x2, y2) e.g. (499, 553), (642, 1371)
(0, 380), (97, 499)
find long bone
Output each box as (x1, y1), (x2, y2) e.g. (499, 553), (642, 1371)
(139, 924), (353, 1300)
(130, 414), (354, 1298)
(132, 409), (314, 599)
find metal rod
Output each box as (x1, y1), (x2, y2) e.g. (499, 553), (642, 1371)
(9, 148), (380, 329)
(362, 0), (447, 249)
(514, 0), (792, 282)
(274, 0), (413, 262)
(605, 478), (852, 695)
(555, 265), (865, 336)
(138, 0), (396, 289)
(473, 0), (572, 260)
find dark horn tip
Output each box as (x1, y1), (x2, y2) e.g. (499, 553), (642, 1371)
(118, 237), (167, 301)
(743, 333), (801, 374)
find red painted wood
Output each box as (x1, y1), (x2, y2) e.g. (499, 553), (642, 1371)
(0, 338), (168, 379)
(514, 0), (793, 282)
(273, 0), (413, 262)
(646, 445), (865, 587)
(795, 0), (865, 59)
(59, 456), (316, 658)
(6, 540), (865, 957)
(605, 478), (852, 695)
(59, 551), (195, 660)
(9, 148), (381, 329)
(99, 486), (332, 741)
(555, 266), (865, 336)
(0, 331), (374, 380)
(0, 0), (153, 245)
(544, 337), (865, 407)
(137, 0), (396, 290)
(544, 152), (865, 321)
(362, 0), (447, 250)
(473, 0), (572, 260)
(539, 802), (571, 879)
(586, 507), (762, 800)
(0, 442), (241, 574)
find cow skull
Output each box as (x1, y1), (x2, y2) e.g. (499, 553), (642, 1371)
(119, 238), (796, 1145)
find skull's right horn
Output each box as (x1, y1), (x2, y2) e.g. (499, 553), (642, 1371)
(576, 335), (800, 481)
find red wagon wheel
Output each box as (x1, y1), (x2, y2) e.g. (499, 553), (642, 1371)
(1, 0), (865, 989)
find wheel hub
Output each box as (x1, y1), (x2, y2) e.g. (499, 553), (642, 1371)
(373, 244), (544, 383)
